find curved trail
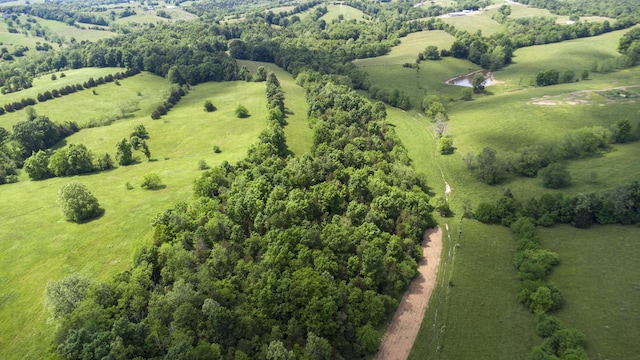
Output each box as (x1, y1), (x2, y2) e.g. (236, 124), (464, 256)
(374, 226), (443, 360)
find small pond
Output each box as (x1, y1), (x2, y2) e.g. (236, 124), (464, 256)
(446, 70), (496, 87)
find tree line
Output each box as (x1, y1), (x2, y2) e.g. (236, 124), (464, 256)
(465, 122), (637, 185)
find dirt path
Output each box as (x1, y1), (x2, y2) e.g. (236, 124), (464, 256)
(374, 226), (443, 360)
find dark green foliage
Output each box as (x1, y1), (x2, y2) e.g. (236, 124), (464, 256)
(536, 69), (559, 86)
(12, 115), (62, 156)
(472, 72), (486, 93)
(130, 124), (149, 140)
(45, 273), (92, 319)
(535, 315), (563, 338)
(24, 150), (52, 180)
(476, 146), (506, 185)
(581, 70), (589, 80)
(57, 181), (102, 222)
(460, 87), (473, 101)
(48, 144), (95, 177)
(613, 118), (632, 143)
(140, 173), (162, 190)
(560, 70), (576, 83)
(514, 249), (560, 281)
(96, 153), (114, 171)
(438, 136), (454, 155)
(539, 163), (571, 189)
(479, 181), (640, 229)
(235, 105), (249, 118)
(252, 65), (267, 82)
(548, 329), (586, 358)
(203, 100), (216, 112)
(115, 138), (133, 166)
(369, 86), (413, 110)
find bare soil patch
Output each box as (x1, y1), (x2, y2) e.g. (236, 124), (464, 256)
(530, 85), (640, 106)
(375, 226), (443, 360)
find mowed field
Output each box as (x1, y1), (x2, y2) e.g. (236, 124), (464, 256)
(540, 225), (640, 360)
(0, 71), (270, 359)
(363, 24), (640, 359)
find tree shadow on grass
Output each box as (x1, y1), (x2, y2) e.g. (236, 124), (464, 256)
(70, 208), (105, 224)
(142, 184), (167, 191)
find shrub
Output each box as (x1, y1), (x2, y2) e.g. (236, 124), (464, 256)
(460, 88), (473, 101)
(438, 136), (454, 155)
(535, 315), (563, 338)
(213, 145), (222, 153)
(539, 163), (571, 189)
(141, 173), (163, 190)
(204, 100), (217, 112)
(57, 181), (102, 222)
(235, 105), (249, 118)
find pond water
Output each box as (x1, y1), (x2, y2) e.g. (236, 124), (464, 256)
(446, 70), (496, 87)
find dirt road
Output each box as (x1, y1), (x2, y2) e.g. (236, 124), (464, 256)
(374, 226), (443, 360)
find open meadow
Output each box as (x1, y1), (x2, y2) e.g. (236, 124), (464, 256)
(355, 30), (477, 105)
(541, 225), (640, 360)
(320, 4), (367, 23)
(359, 23), (640, 359)
(237, 60), (313, 156)
(0, 73), (269, 359)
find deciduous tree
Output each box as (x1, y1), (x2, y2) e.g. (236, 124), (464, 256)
(57, 181), (102, 222)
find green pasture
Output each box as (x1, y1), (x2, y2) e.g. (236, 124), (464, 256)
(0, 17), (51, 52)
(111, 7), (195, 26)
(0, 70), (167, 131)
(237, 60), (313, 156)
(38, 18), (116, 43)
(0, 79), (268, 359)
(161, 6), (199, 21)
(541, 225), (640, 360)
(268, 5), (295, 14)
(357, 30), (456, 67)
(320, 4), (367, 23)
(385, 105), (538, 359)
(441, 12), (502, 36)
(410, 220), (538, 360)
(361, 24), (640, 359)
(356, 29), (480, 107)
(499, 30), (629, 86)
(0, 31), (47, 50)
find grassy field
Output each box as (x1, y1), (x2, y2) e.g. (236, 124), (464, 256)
(441, 12), (502, 36)
(0, 69), (166, 131)
(363, 24), (640, 359)
(320, 4), (367, 23)
(0, 78), (269, 359)
(541, 225), (640, 360)
(237, 60), (313, 156)
(38, 18), (116, 43)
(384, 105), (539, 360)
(356, 30), (478, 105)
(267, 5), (295, 14)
